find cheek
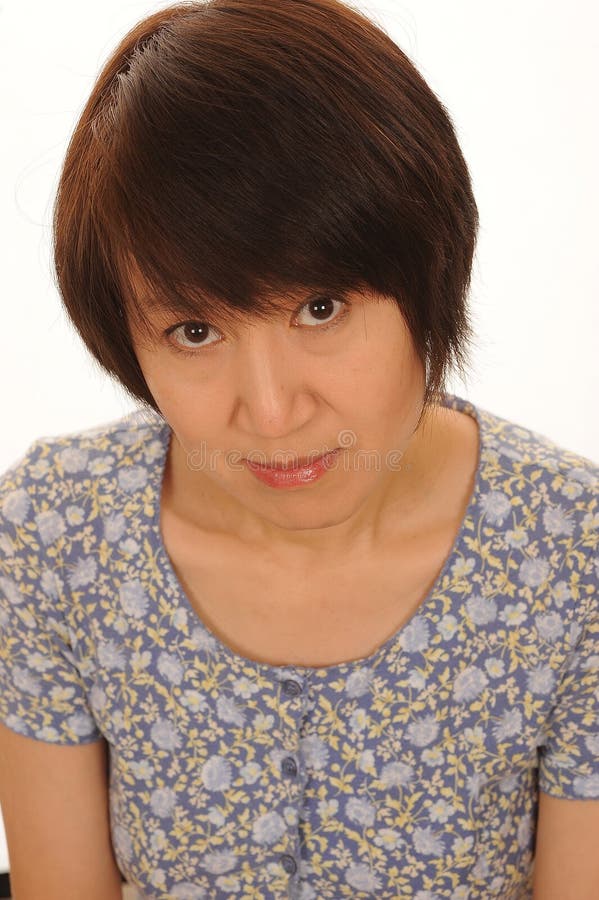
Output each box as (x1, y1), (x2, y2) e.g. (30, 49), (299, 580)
(133, 351), (194, 426)
(341, 346), (424, 453)
(135, 355), (175, 412)
(345, 338), (422, 406)
(146, 375), (231, 453)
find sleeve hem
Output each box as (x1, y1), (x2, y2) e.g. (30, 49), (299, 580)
(0, 714), (105, 747)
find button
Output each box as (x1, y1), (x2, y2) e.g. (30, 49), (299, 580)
(281, 756), (298, 777)
(282, 679), (302, 697)
(280, 854), (297, 875)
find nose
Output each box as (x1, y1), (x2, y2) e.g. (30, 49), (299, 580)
(233, 330), (314, 440)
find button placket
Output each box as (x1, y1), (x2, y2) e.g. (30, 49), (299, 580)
(275, 674), (305, 892)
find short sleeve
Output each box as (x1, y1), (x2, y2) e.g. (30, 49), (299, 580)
(0, 441), (103, 746)
(537, 556), (599, 799)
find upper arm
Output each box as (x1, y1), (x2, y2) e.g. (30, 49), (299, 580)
(0, 721), (123, 900)
(530, 496), (599, 898)
(0, 440), (123, 895)
(532, 790), (599, 900)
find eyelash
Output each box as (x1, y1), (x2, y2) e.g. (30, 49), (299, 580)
(164, 295), (350, 358)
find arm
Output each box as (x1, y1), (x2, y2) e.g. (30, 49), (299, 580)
(0, 722), (123, 900)
(532, 790), (599, 900)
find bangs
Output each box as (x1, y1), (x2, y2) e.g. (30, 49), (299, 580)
(115, 241), (368, 345)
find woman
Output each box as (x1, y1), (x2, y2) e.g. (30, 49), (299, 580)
(1, 1), (597, 898)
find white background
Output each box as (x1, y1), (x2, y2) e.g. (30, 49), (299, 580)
(1, 0), (598, 876)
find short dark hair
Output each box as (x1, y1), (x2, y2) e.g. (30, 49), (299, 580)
(52, 0), (480, 420)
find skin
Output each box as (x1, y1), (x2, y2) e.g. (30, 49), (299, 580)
(127, 284), (466, 573)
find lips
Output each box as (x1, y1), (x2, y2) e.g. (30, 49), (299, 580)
(245, 450), (335, 470)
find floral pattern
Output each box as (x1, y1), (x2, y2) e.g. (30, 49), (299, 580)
(1, 393), (598, 900)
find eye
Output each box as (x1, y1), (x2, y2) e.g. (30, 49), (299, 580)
(164, 294), (350, 357)
(165, 321), (220, 355)
(293, 295), (349, 330)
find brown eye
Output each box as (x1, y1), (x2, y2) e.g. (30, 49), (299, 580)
(167, 321), (220, 352)
(294, 296), (348, 329)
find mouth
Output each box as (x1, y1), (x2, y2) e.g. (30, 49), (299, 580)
(244, 449), (338, 470)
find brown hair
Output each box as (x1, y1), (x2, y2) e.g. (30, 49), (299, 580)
(52, 0), (479, 421)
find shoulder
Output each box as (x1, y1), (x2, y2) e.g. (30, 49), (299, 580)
(0, 407), (168, 569)
(477, 402), (598, 525)
(479, 401), (597, 476)
(0, 407), (167, 501)
(473, 401), (598, 632)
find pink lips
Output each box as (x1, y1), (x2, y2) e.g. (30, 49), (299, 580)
(244, 448), (340, 488)
(246, 450), (334, 470)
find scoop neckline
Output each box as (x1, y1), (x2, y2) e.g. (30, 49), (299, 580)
(148, 392), (485, 676)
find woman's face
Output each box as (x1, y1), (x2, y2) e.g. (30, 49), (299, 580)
(128, 284), (430, 555)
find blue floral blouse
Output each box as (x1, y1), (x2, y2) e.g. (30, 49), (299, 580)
(1, 393), (598, 900)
